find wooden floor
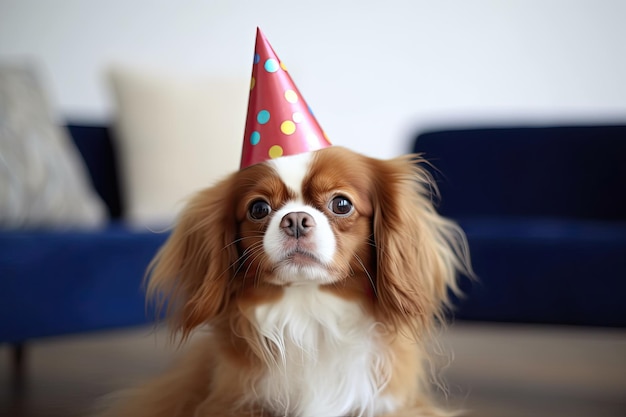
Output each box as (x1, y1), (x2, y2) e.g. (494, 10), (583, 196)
(1, 323), (625, 417)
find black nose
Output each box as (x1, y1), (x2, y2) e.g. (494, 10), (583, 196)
(280, 212), (316, 238)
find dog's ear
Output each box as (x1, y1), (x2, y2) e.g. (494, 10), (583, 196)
(147, 174), (240, 339)
(370, 155), (470, 332)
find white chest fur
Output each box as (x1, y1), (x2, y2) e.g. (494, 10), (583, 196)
(251, 285), (395, 417)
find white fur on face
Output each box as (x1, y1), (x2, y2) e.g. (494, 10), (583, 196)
(264, 153), (337, 284)
(268, 152), (313, 201)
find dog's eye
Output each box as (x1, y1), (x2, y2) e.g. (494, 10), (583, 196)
(329, 196), (353, 216)
(248, 200), (272, 220)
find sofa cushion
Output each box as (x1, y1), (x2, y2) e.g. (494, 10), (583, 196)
(0, 223), (168, 342)
(454, 218), (626, 327)
(108, 66), (247, 226)
(0, 63), (107, 229)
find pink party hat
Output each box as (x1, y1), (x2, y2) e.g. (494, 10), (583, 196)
(240, 28), (332, 169)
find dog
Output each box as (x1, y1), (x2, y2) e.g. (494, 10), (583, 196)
(98, 146), (471, 417)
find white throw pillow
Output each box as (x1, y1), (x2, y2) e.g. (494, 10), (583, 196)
(108, 66), (247, 226)
(0, 63), (107, 229)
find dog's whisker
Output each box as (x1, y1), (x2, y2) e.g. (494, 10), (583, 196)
(353, 254), (378, 297)
(222, 234), (265, 251)
(231, 245), (265, 283)
(241, 248), (268, 282)
(253, 258), (268, 288)
(216, 242), (265, 285)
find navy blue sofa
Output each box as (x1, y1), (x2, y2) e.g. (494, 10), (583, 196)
(413, 125), (626, 327)
(0, 125), (168, 365)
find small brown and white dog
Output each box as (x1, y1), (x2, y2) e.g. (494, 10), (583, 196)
(100, 146), (471, 417)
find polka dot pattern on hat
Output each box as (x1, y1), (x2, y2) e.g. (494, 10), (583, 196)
(284, 89), (298, 103)
(292, 112), (304, 123)
(257, 110), (270, 124)
(280, 120), (296, 135)
(240, 28), (332, 169)
(269, 145), (284, 159)
(264, 58), (279, 73)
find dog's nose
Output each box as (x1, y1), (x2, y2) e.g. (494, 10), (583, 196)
(280, 212), (316, 238)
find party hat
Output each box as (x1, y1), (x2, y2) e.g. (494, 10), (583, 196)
(240, 28), (332, 169)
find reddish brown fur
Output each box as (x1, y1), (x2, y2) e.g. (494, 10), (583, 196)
(97, 146), (471, 417)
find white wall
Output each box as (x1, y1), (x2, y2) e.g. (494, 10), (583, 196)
(1, 0), (625, 158)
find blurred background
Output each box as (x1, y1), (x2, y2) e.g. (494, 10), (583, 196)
(1, 1), (625, 416)
(2, 0), (625, 157)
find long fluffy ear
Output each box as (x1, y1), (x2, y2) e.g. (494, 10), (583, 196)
(146, 174), (240, 340)
(371, 155), (471, 333)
